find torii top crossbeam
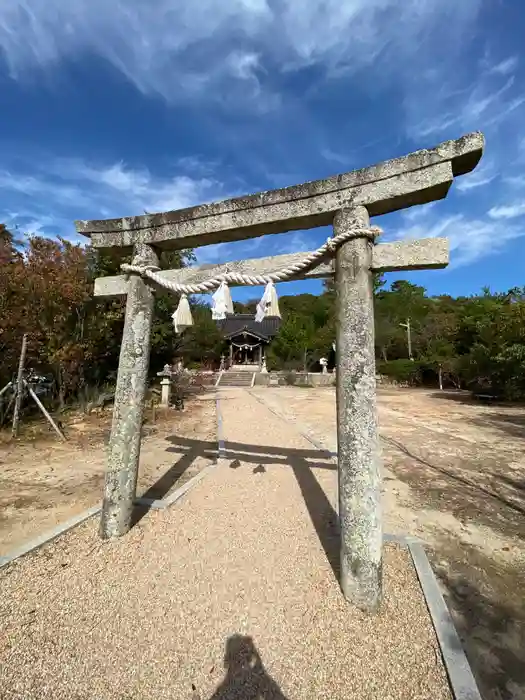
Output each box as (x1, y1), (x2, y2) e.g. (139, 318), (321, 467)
(76, 132), (483, 251)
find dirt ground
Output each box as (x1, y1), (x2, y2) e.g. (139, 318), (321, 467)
(0, 393), (217, 556)
(254, 385), (525, 700)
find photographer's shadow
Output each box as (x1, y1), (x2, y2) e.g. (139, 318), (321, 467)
(209, 634), (289, 700)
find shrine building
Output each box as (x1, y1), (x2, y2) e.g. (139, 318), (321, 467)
(217, 314), (281, 368)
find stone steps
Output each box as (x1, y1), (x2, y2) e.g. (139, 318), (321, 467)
(218, 371), (255, 387)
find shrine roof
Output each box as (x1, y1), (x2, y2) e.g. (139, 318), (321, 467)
(217, 314), (281, 341)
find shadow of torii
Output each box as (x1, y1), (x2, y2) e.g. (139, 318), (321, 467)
(164, 435), (341, 580)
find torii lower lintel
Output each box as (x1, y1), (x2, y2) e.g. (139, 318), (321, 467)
(93, 238), (449, 298)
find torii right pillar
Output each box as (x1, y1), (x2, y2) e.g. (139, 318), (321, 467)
(334, 205), (443, 613)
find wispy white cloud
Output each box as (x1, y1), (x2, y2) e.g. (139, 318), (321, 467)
(488, 56), (518, 76)
(455, 163), (497, 192)
(402, 202), (438, 222)
(403, 49), (525, 243)
(488, 202), (525, 221)
(0, 170), (93, 208)
(73, 161), (223, 213)
(391, 210), (525, 268)
(0, 154), (322, 264)
(504, 175), (525, 188)
(0, 157), (229, 242)
(320, 148), (353, 167)
(409, 72), (523, 139)
(0, 0), (481, 108)
(2, 211), (65, 239)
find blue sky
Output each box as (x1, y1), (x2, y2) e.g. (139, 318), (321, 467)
(0, 0), (524, 303)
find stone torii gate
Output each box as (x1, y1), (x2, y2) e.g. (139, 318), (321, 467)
(77, 132), (484, 613)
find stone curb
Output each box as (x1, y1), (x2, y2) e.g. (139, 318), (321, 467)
(408, 542), (482, 700)
(0, 505), (101, 570)
(0, 394), (224, 569)
(247, 388), (482, 700)
(216, 392), (226, 459)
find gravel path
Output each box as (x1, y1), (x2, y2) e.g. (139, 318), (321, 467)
(0, 388), (450, 699)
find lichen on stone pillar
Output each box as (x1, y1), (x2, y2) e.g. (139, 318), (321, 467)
(99, 243), (159, 539)
(334, 205), (382, 613)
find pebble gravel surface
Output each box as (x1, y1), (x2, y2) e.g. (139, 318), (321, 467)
(0, 388), (451, 699)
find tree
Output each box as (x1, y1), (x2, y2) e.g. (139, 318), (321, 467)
(174, 302), (226, 368)
(267, 313), (316, 370)
(0, 228), (197, 402)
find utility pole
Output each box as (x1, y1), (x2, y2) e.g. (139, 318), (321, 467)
(399, 318), (413, 361)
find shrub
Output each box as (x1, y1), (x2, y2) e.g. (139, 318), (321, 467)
(376, 359), (422, 385)
(284, 370), (297, 386)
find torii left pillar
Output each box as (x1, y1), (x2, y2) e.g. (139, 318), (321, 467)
(100, 243), (159, 539)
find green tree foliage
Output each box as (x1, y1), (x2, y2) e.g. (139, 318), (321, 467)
(268, 277), (525, 399)
(373, 281), (525, 398)
(2, 221), (525, 403)
(173, 302), (226, 369)
(267, 312), (316, 370)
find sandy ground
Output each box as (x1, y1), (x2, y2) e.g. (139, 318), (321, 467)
(253, 385), (525, 700)
(0, 388), (450, 700)
(0, 393), (217, 555)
